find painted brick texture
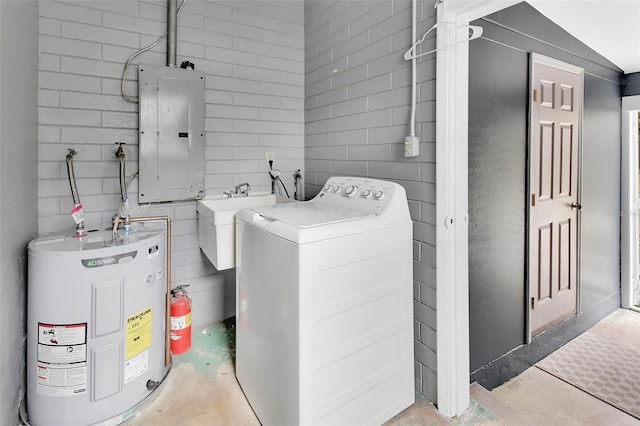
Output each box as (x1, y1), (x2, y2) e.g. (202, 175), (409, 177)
(38, 0), (305, 326)
(304, 0), (438, 401)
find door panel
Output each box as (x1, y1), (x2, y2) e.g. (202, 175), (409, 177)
(559, 125), (573, 196)
(529, 55), (583, 336)
(538, 223), (552, 301)
(560, 84), (574, 111)
(540, 80), (555, 108)
(539, 122), (554, 201)
(558, 219), (570, 291)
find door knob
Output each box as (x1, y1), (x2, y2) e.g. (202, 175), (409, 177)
(571, 202), (582, 210)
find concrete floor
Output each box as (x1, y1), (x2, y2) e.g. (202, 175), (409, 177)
(127, 310), (640, 426)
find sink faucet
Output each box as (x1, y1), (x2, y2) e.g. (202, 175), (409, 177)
(235, 182), (251, 196)
(224, 183), (251, 198)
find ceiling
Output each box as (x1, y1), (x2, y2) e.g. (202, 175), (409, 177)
(527, 0), (640, 74)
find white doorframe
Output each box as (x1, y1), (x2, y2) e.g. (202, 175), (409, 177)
(526, 53), (584, 339)
(434, 0), (519, 417)
(621, 96), (640, 309)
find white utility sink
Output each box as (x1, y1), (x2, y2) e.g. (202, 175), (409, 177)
(197, 192), (294, 270)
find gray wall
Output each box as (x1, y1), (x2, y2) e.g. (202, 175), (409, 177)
(581, 73), (621, 310)
(304, 0), (438, 401)
(468, 2), (622, 382)
(468, 37), (528, 372)
(623, 72), (640, 96)
(37, 0), (305, 326)
(0, 1), (39, 423)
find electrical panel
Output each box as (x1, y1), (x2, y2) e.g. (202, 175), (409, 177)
(138, 64), (205, 203)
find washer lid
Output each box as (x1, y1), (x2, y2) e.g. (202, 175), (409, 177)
(252, 201), (374, 228)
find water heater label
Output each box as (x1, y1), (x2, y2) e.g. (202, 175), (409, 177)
(36, 323), (87, 397)
(70, 203), (85, 225)
(81, 251), (138, 268)
(126, 307), (152, 360)
(124, 350), (149, 384)
(38, 323), (86, 346)
(148, 244), (159, 259)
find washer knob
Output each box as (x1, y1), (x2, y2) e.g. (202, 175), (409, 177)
(362, 189), (372, 199)
(333, 185), (342, 193)
(345, 185), (358, 198)
(324, 184), (332, 192)
(374, 191), (385, 200)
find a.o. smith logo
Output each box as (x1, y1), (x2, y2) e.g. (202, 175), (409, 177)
(81, 251), (137, 268)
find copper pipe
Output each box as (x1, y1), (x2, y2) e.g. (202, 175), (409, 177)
(129, 215), (172, 368)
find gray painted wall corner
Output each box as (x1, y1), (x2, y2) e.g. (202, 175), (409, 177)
(0, 1), (39, 424)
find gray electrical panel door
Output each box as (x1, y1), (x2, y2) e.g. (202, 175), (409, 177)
(138, 64), (205, 203)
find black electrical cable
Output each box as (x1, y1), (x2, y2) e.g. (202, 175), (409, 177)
(278, 178), (290, 198)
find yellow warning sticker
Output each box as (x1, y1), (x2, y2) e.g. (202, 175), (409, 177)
(126, 307), (152, 360)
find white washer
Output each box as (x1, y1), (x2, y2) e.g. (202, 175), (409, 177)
(235, 176), (414, 425)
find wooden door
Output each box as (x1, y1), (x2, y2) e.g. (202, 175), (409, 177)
(529, 54), (583, 336)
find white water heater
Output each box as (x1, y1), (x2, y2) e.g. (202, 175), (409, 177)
(27, 224), (169, 426)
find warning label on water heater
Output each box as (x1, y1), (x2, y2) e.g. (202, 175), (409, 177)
(124, 308), (152, 383)
(36, 323), (87, 397)
(126, 307), (152, 360)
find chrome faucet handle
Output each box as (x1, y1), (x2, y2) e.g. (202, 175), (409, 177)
(223, 189), (235, 198)
(235, 182), (251, 195)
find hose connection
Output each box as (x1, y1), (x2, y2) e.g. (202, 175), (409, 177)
(65, 149), (86, 236)
(115, 143), (131, 234)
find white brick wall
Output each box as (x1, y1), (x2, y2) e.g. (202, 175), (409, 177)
(38, 0), (305, 326)
(304, 0), (438, 402)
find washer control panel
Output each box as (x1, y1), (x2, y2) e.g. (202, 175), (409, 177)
(315, 176), (401, 214)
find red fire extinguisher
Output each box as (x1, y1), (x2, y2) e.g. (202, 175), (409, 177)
(170, 285), (191, 355)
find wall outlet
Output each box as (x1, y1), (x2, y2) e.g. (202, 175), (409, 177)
(404, 135), (419, 158)
(265, 152), (275, 162)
